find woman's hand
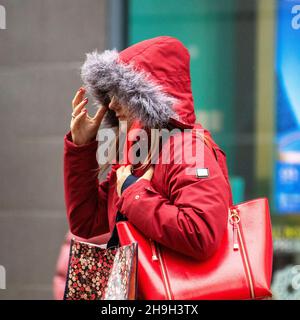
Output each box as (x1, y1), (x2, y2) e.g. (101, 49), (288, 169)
(116, 165), (154, 197)
(70, 87), (108, 146)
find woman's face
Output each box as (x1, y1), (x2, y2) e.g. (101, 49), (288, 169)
(108, 96), (131, 122)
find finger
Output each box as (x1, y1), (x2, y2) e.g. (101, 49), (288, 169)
(72, 97), (88, 117)
(116, 166), (125, 179)
(140, 166), (154, 181)
(72, 108), (87, 126)
(72, 87), (85, 109)
(93, 105), (108, 126)
(124, 165), (132, 175)
(121, 165), (132, 182)
(116, 166), (125, 174)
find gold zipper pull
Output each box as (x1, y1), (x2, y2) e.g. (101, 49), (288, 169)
(230, 209), (240, 251)
(233, 223), (239, 250)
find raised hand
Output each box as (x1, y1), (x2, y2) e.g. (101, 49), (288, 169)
(70, 87), (108, 146)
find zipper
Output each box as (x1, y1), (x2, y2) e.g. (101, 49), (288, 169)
(230, 209), (255, 299)
(149, 238), (159, 261)
(230, 209), (240, 251)
(149, 238), (173, 299)
(237, 224), (255, 299)
(156, 243), (173, 300)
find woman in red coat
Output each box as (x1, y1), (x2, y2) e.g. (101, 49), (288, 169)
(64, 36), (232, 265)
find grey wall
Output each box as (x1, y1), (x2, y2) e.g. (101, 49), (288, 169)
(0, 0), (107, 299)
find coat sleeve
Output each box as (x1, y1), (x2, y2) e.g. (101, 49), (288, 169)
(64, 131), (110, 238)
(115, 136), (230, 261)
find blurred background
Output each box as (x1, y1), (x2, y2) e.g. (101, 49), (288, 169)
(0, 0), (300, 299)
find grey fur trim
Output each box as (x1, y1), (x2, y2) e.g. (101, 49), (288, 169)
(81, 49), (177, 128)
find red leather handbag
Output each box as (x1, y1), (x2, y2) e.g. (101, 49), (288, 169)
(116, 197), (273, 300)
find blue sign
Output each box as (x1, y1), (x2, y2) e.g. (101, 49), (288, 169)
(275, 0), (300, 213)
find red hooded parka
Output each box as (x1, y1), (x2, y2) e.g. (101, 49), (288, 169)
(64, 36), (233, 261)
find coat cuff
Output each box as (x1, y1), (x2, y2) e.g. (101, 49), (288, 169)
(64, 131), (99, 173)
(64, 131), (98, 155)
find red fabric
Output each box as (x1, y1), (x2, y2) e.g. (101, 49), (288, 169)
(119, 36), (196, 126)
(63, 36), (232, 262)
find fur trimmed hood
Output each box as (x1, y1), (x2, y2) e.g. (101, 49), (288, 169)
(81, 36), (196, 129)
